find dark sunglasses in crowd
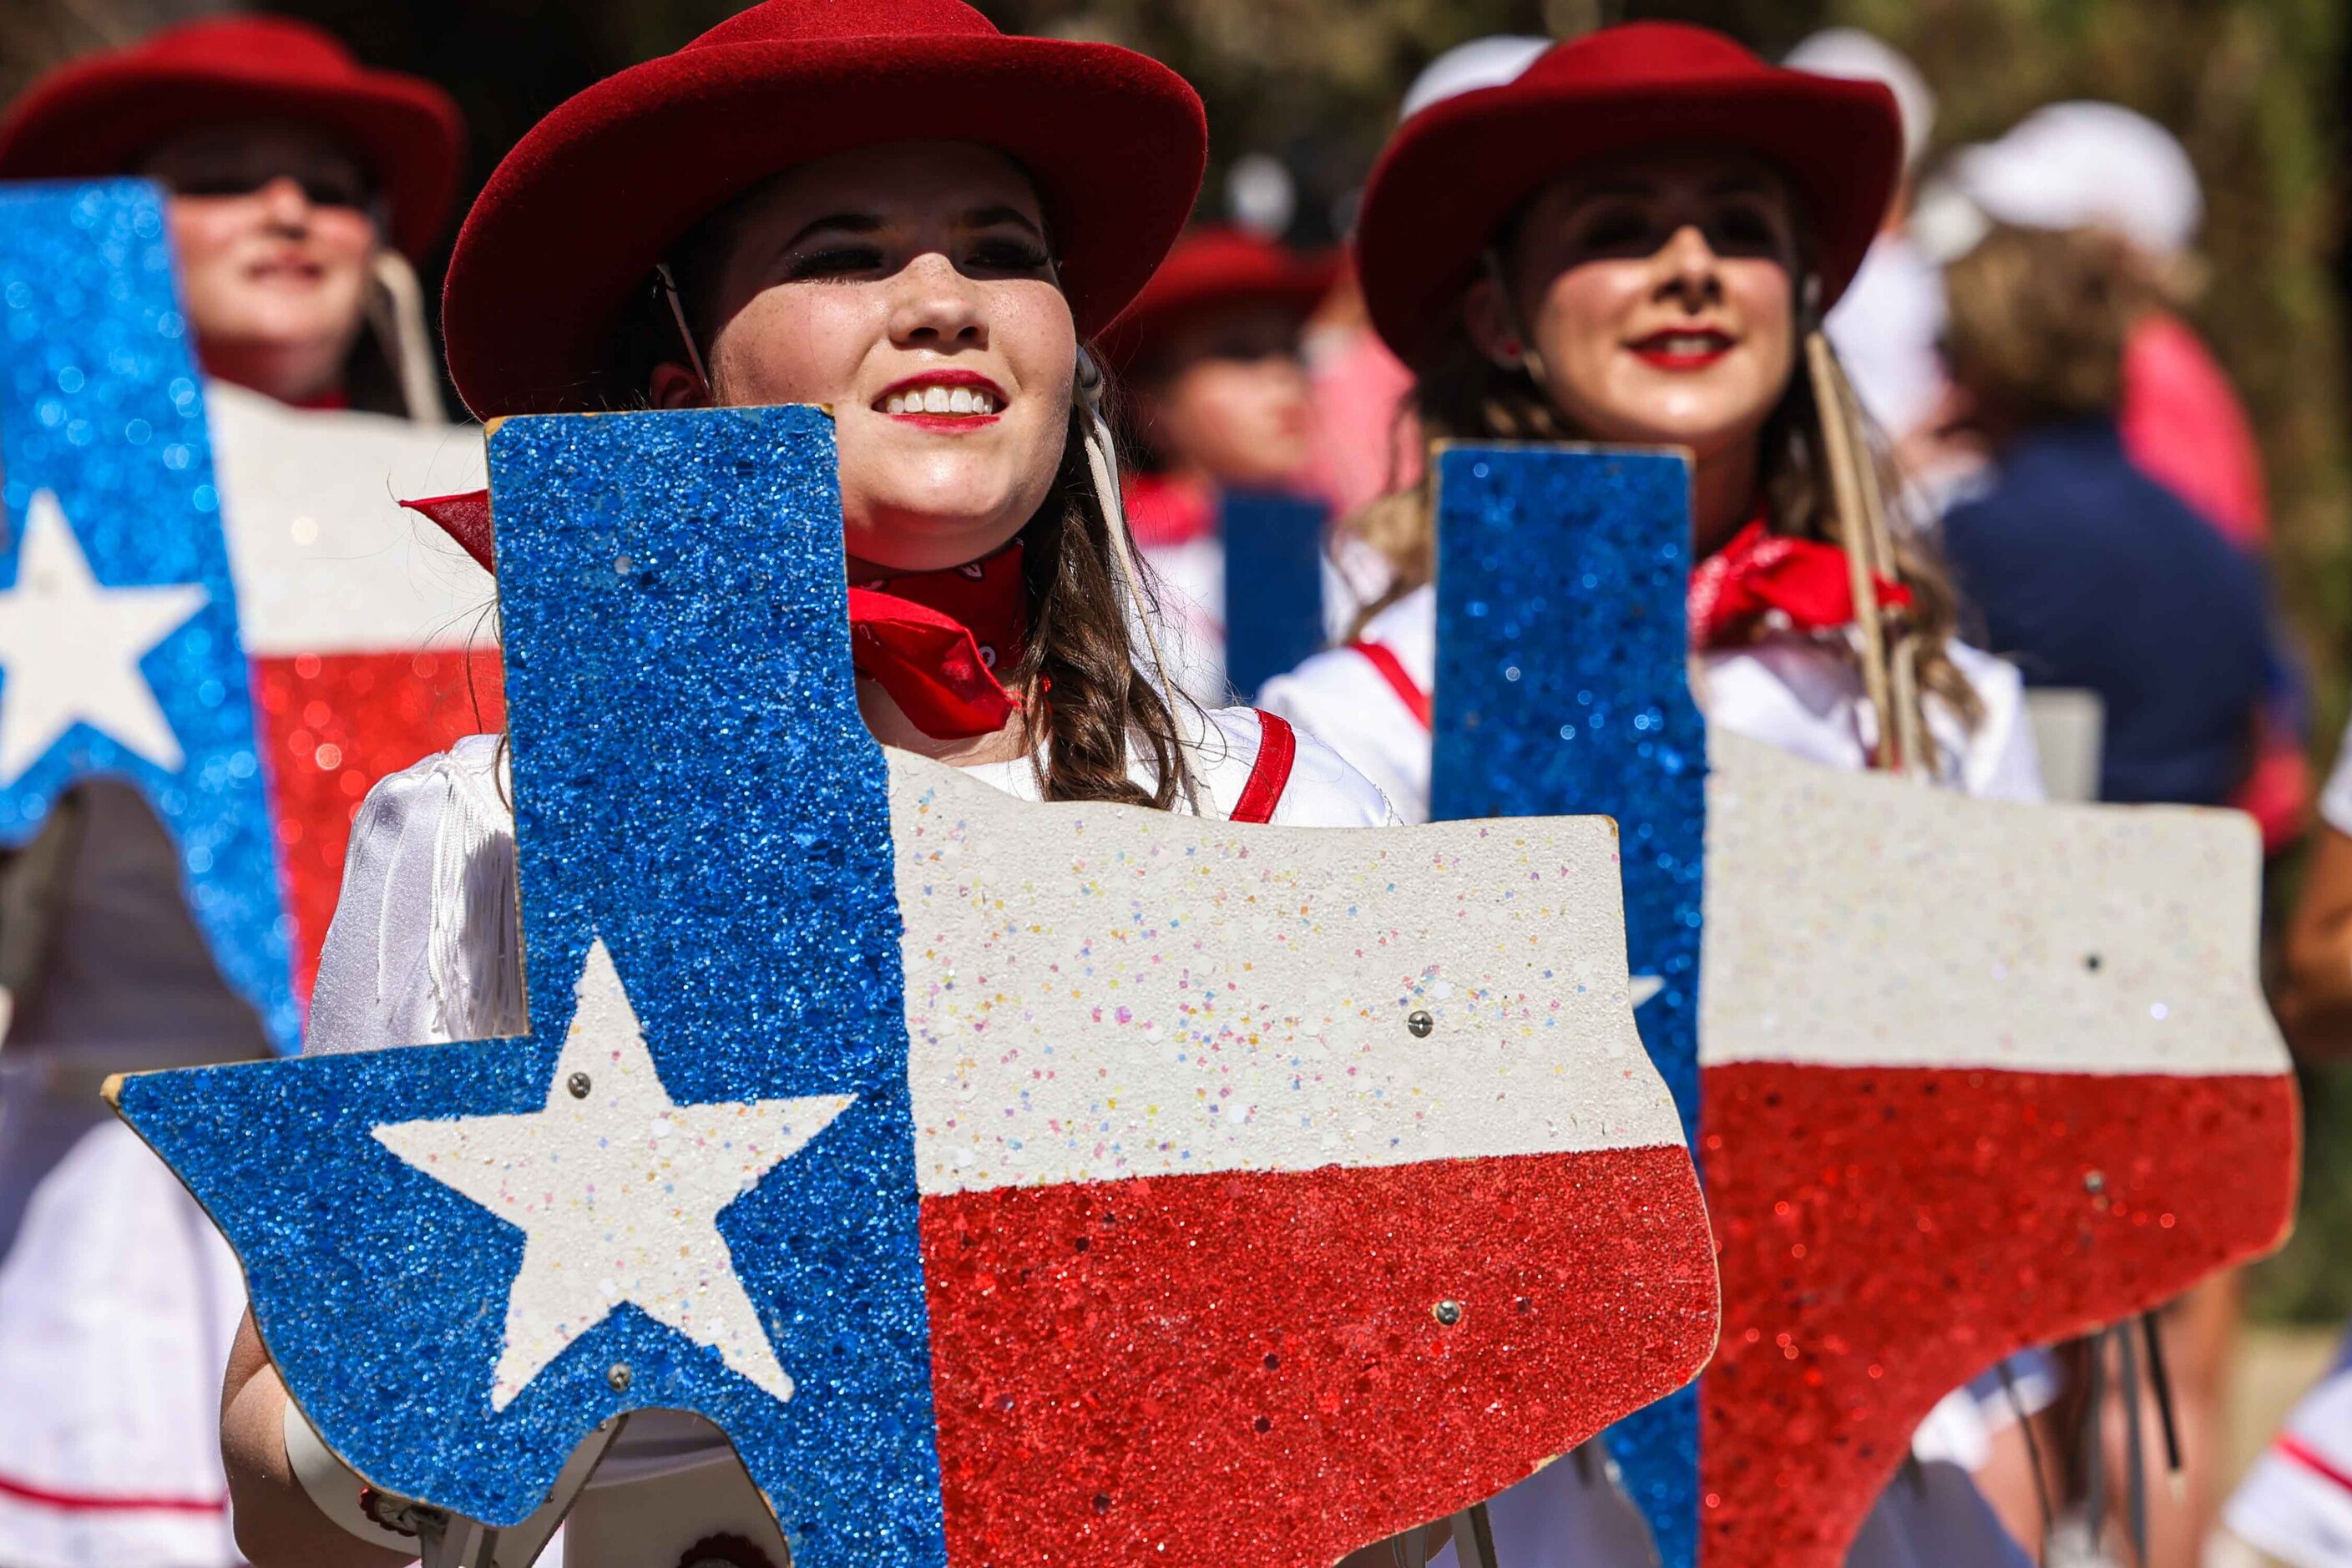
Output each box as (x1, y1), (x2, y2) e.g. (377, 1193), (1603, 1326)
(138, 129), (380, 220)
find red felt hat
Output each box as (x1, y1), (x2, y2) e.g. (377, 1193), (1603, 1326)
(441, 0), (1208, 419)
(1095, 227), (1341, 377)
(1354, 22), (1900, 362)
(0, 16), (464, 260)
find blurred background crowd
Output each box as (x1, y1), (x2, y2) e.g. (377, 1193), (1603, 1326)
(3, 0), (2351, 1561)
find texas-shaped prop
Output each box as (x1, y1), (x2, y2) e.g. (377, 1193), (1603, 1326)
(0, 180), (497, 1044)
(1428, 443), (2299, 1567)
(112, 406), (1718, 1567)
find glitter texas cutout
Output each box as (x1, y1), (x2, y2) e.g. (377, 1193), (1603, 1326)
(1429, 443), (2299, 1568)
(0, 180), (501, 1050)
(112, 407), (1718, 1567)
(0, 182), (294, 1048)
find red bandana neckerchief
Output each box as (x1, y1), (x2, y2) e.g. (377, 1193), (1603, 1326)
(397, 490), (1029, 741)
(846, 544), (1029, 740)
(1687, 517), (1913, 650)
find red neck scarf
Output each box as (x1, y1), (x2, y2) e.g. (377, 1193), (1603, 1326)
(397, 490), (1029, 741)
(846, 545), (1029, 739)
(1687, 517), (1912, 650)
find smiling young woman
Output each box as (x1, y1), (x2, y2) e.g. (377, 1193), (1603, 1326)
(0, 17), (463, 417)
(215, 5), (1393, 1565)
(1260, 22), (2045, 1568)
(1261, 22), (2041, 825)
(0, 25), (478, 1568)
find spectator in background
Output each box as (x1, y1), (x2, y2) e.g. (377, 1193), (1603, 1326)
(1940, 222), (2274, 807)
(1302, 38), (1550, 539)
(1922, 107), (2312, 848)
(1931, 101), (2269, 549)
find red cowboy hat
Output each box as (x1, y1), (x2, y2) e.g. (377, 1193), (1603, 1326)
(1095, 227), (1341, 377)
(1354, 22), (1900, 362)
(441, 0), (1207, 419)
(0, 16), (464, 260)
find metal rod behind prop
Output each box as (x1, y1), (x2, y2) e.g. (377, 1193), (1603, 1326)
(2081, 1331), (2107, 1554)
(2118, 1323), (2149, 1565)
(2141, 1310), (2185, 1479)
(1448, 1502), (1500, 1568)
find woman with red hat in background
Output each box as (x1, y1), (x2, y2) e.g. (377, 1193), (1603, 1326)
(0, 20), (483, 1568)
(1097, 226), (1342, 703)
(215, 5), (1393, 1565)
(1264, 23), (2043, 1567)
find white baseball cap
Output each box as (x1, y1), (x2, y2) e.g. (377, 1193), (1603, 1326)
(1941, 100), (2203, 258)
(1398, 34), (1551, 122)
(1785, 28), (1934, 170)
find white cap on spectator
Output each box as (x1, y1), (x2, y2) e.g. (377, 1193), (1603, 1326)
(1943, 100), (2203, 258)
(1786, 28), (1935, 170)
(1398, 34), (1550, 122)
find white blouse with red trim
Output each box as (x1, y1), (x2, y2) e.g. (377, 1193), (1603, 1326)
(1257, 584), (2045, 823)
(308, 708), (1393, 1058)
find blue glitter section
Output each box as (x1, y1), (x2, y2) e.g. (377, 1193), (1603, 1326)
(0, 180), (296, 1051)
(1426, 444), (1706, 1568)
(119, 407), (949, 1568)
(1220, 488), (1327, 699)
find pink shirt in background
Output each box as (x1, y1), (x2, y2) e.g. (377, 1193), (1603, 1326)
(1302, 322), (1420, 518)
(2121, 311), (2269, 549)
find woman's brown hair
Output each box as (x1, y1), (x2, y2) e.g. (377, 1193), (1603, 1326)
(1348, 235), (1983, 737)
(606, 196), (1195, 812)
(1940, 222), (2135, 432)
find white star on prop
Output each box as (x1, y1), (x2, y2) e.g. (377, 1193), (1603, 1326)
(1630, 975), (1665, 1009)
(0, 490), (208, 785)
(373, 939), (853, 1411)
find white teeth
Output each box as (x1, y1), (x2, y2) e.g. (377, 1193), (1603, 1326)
(883, 384), (1001, 416)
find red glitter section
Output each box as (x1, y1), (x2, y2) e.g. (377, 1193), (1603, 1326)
(250, 648), (507, 1001)
(920, 1146), (1717, 1565)
(1700, 1064), (2299, 1568)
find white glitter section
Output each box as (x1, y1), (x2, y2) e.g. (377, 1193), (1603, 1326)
(207, 382), (491, 655)
(1700, 731), (2287, 1075)
(888, 753), (1682, 1197)
(0, 489), (207, 784)
(372, 939), (850, 1409)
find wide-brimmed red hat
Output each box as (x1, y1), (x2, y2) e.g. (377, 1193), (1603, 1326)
(1095, 227), (1341, 377)
(441, 0), (1207, 419)
(1355, 22), (1900, 362)
(0, 16), (464, 260)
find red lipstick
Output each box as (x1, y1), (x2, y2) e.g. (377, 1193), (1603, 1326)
(1628, 328), (1735, 371)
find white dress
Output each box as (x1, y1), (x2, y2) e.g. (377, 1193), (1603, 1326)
(1257, 583), (2044, 824)
(0, 387), (487, 1568)
(1257, 581), (2046, 1568)
(293, 707), (1393, 1565)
